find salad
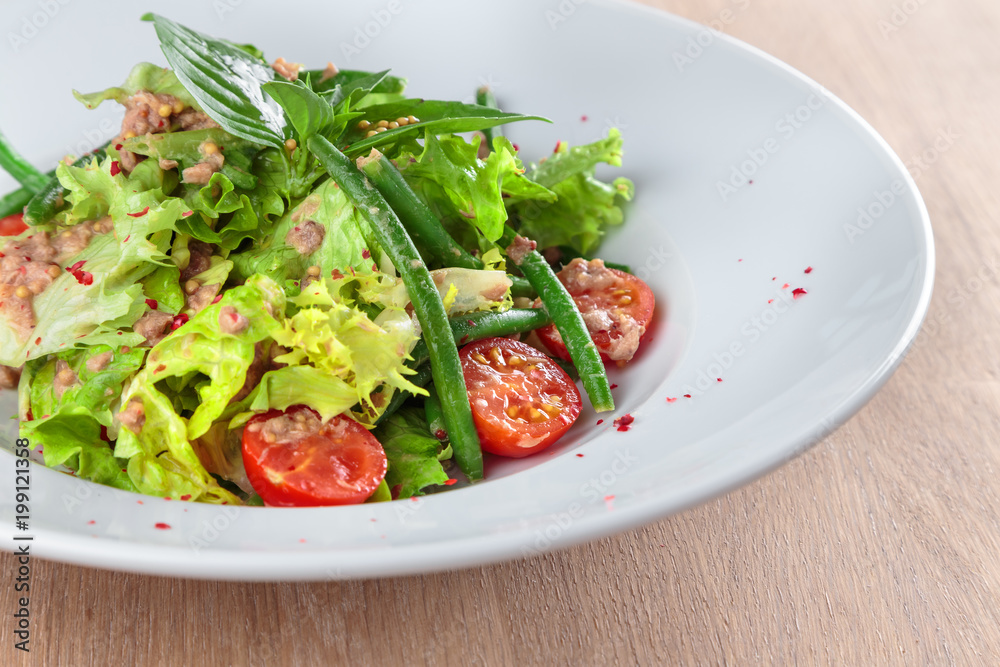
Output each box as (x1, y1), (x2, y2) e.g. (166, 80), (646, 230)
(0, 14), (653, 507)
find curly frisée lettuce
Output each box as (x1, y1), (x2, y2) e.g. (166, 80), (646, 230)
(0, 13), (638, 506)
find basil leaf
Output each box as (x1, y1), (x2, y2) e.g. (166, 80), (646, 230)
(342, 100), (550, 157)
(142, 13), (286, 149)
(261, 80), (333, 141)
(307, 68), (407, 96)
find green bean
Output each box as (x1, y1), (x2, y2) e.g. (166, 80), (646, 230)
(374, 363), (433, 427)
(424, 384), (448, 442)
(409, 308), (552, 366)
(476, 87), (500, 146)
(0, 130), (47, 192)
(501, 227), (615, 413)
(0, 186), (32, 218)
(358, 151), (481, 270)
(307, 136), (484, 481)
(24, 148), (106, 226)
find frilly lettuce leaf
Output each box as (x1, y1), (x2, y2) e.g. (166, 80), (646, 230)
(72, 61), (201, 111)
(372, 407), (451, 499)
(396, 133), (546, 243)
(0, 157), (186, 366)
(511, 129), (634, 255)
(269, 276), (424, 419)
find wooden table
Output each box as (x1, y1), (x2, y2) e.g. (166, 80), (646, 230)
(3, 0), (998, 663)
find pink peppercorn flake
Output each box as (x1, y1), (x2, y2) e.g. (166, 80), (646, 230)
(171, 314), (189, 330)
(145, 299), (158, 310)
(110, 161), (121, 176)
(512, 143), (520, 151)
(182, 210), (194, 217)
(154, 523), (171, 530)
(180, 494), (191, 501)
(613, 414), (634, 432)
(443, 479), (458, 486)
(805, 266), (813, 274)
(684, 394), (692, 398)
(792, 288), (808, 299)
(127, 207), (150, 218)
(782, 283), (790, 289)
(596, 419), (604, 425)
(362, 249), (371, 259)
(581, 114), (589, 122)
(609, 383), (618, 390)
(666, 397), (677, 403)
(576, 453), (585, 458)
(212, 294), (223, 304)
(87, 520), (96, 525)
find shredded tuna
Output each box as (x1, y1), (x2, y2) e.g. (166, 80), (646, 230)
(285, 220), (325, 255)
(218, 306), (249, 334)
(181, 148), (224, 185)
(118, 399), (146, 434)
(85, 351), (114, 373)
(319, 62), (340, 83)
(506, 235), (537, 265)
(271, 57), (303, 81)
(186, 283), (221, 314)
(0, 365), (21, 390)
(53, 359), (79, 400)
(0, 223), (97, 340)
(112, 91), (217, 173)
(560, 257), (619, 291)
(180, 241), (214, 281)
(132, 310), (174, 347)
(252, 407), (324, 444)
(159, 158), (179, 171)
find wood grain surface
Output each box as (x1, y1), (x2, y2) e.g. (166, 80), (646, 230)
(3, 0), (999, 664)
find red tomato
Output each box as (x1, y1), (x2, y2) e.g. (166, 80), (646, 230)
(536, 258), (655, 365)
(0, 213), (28, 236)
(241, 406), (387, 507)
(460, 337), (582, 458)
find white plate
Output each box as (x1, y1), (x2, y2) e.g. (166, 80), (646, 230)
(0, 0), (933, 580)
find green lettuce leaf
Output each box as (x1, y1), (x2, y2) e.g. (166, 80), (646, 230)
(72, 61), (201, 110)
(0, 157), (186, 366)
(372, 407), (450, 498)
(511, 129), (634, 255)
(229, 179), (380, 284)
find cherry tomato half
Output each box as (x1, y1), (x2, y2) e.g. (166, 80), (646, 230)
(241, 406), (387, 507)
(460, 337), (582, 458)
(536, 258), (655, 365)
(0, 213), (28, 237)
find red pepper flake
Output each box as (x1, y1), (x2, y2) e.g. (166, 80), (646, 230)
(87, 520), (96, 525)
(512, 143), (520, 152)
(443, 479), (458, 486)
(211, 294), (223, 304)
(434, 429), (447, 440)
(717, 378), (723, 383)
(782, 283), (790, 289)
(116, 331), (123, 336)
(69, 260), (86, 271)
(553, 140), (564, 153)
(792, 288), (808, 299)
(110, 161), (121, 176)
(372, 263), (378, 272)
(772, 277), (777, 281)
(683, 394), (692, 398)
(299, 538), (307, 543)
(163, 497), (172, 501)
(180, 494), (191, 501)
(613, 414), (634, 432)
(34, 337), (41, 345)
(182, 210), (194, 218)
(331, 269), (344, 279)
(768, 299), (774, 304)
(123, 235), (131, 243)
(145, 298), (158, 310)
(154, 523), (171, 530)
(127, 207), (150, 218)
(609, 383), (618, 390)
(171, 314), (189, 330)
(804, 266), (813, 274)
(137, 500), (143, 505)
(666, 397), (677, 403)
(575, 453), (584, 458)
(362, 248), (371, 259)
(748, 179), (754, 185)
(581, 114), (588, 122)
(114, 143), (123, 150)
(596, 419), (604, 425)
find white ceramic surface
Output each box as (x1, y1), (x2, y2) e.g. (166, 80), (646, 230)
(0, 0), (933, 580)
